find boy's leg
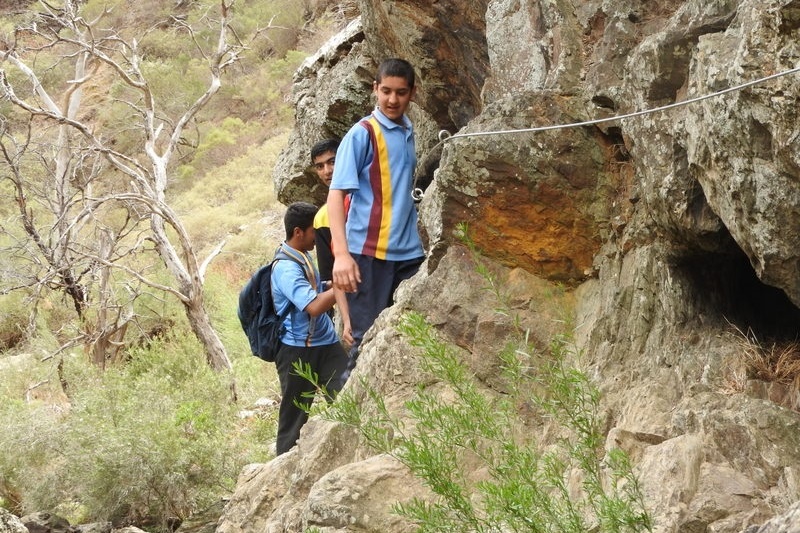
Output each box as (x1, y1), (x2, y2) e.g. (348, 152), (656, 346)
(389, 256), (424, 303)
(275, 344), (315, 455)
(342, 255), (425, 383)
(344, 255), (396, 367)
(314, 341), (349, 399)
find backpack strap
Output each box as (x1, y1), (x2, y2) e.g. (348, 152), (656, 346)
(270, 257), (293, 322)
(277, 244), (317, 292)
(272, 244), (317, 346)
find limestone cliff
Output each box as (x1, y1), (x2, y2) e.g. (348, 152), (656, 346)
(225, 0), (800, 531)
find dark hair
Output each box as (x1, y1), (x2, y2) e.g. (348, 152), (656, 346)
(375, 58), (416, 89)
(284, 202), (318, 240)
(310, 138), (340, 163)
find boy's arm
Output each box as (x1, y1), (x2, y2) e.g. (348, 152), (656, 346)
(279, 260), (336, 318)
(334, 288), (353, 346)
(304, 286), (337, 317)
(327, 188), (360, 293)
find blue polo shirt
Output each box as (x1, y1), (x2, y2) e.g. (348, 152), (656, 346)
(271, 248), (338, 347)
(330, 107), (424, 261)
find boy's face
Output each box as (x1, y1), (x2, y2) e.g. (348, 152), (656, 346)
(312, 150), (336, 187)
(296, 225), (316, 252)
(374, 75), (415, 124)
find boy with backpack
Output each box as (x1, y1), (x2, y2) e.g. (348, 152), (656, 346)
(270, 202), (349, 455)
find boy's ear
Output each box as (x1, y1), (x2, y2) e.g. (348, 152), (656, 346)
(291, 226), (313, 238)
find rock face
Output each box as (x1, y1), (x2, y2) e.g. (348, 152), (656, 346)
(0, 509), (28, 533)
(743, 501), (800, 533)
(247, 0), (800, 531)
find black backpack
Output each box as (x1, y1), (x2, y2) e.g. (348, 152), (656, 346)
(237, 253), (302, 362)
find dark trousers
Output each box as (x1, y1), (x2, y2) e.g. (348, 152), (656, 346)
(345, 254), (424, 368)
(274, 342), (348, 455)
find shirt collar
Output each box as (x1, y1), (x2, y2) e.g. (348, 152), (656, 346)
(372, 106), (413, 130)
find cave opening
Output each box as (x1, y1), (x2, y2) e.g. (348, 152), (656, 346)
(674, 241), (800, 344)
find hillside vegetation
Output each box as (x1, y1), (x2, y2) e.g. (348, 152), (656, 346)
(0, 0), (356, 528)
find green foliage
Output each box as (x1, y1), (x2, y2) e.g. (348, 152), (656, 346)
(214, 49), (308, 124)
(142, 58), (211, 114)
(324, 231), (653, 532)
(138, 32), (190, 63)
(291, 359), (338, 414)
(0, 333), (273, 528)
(175, 131), (287, 254)
(0, 0), (339, 526)
(0, 292), (30, 352)
(176, 117), (263, 183)
(329, 313), (652, 532)
(233, 0), (306, 60)
(0, 18), (16, 49)
(193, 270), (282, 459)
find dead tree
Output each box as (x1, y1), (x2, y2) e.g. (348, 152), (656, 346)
(0, 0), (244, 372)
(0, 119), (142, 369)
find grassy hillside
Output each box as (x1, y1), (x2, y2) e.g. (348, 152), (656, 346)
(0, 0), (356, 527)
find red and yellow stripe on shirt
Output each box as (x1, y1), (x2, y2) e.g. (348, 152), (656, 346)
(361, 116), (393, 259)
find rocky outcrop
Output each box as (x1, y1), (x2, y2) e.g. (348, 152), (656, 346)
(0, 511), (118, 533)
(19, 513), (70, 533)
(744, 501), (800, 533)
(273, 17), (372, 206)
(252, 0), (800, 531)
(273, 0), (491, 207)
(0, 509), (27, 533)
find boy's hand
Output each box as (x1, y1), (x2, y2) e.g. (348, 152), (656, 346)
(341, 322), (354, 347)
(333, 253), (360, 293)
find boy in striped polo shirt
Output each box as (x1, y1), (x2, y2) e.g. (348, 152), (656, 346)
(327, 58), (425, 375)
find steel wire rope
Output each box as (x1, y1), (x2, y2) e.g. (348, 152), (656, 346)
(411, 65), (800, 201)
(436, 65), (800, 143)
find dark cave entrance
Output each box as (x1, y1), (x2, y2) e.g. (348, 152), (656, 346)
(673, 240), (800, 343)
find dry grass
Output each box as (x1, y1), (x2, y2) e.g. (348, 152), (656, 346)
(733, 325), (800, 383)
(727, 323), (800, 410)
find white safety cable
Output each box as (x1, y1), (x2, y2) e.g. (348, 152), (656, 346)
(412, 65), (800, 201)
(440, 65), (800, 142)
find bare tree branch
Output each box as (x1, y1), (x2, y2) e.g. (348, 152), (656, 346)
(200, 238), (228, 281)
(0, 0), (242, 373)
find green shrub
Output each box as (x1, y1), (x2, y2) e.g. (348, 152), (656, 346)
(176, 117), (267, 183)
(233, 0), (306, 59)
(0, 292), (30, 352)
(0, 0), (321, 525)
(142, 58), (211, 117)
(323, 230), (653, 532)
(215, 50), (306, 123)
(175, 131), (286, 255)
(329, 313), (652, 532)
(0, 334), (263, 529)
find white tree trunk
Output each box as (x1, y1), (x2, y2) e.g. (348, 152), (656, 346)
(0, 0), (240, 373)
